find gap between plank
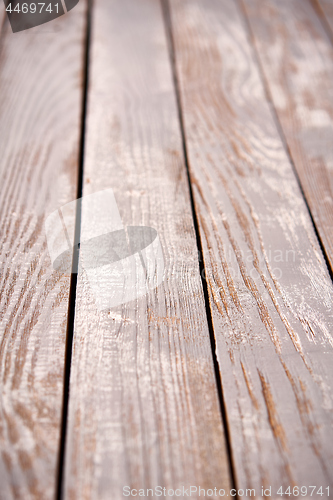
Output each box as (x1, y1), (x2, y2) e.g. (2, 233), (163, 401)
(237, 0), (333, 285)
(56, 0), (92, 498)
(160, 0), (238, 494)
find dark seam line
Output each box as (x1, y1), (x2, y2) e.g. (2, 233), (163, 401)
(56, 0), (92, 498)
(160, 0), (238, 494)
(237, 0), (333, 284)
(310, 0), (333, 46)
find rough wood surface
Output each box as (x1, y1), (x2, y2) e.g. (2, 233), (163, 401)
(169, 0), (333, 494)
(0, 4), (86, 499)
(242, 0), (333, 272)
(63, 0), (231, 498)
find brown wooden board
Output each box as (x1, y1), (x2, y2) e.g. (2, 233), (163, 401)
(0, 4), (87, 499)
(169, 0), (333, 494)
(63, 0), (231, 498)
(242, 0), (333, 273)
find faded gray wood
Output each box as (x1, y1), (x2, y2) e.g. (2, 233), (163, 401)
(242, 0), (333, 272)
(0, 4), (87, 499)
(169, 0), (333, 494)
(63, 0), (231, 499)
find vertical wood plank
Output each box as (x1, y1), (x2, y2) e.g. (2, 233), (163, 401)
(242, 0), (333, 271)
(0, 4), (87, 499)
(63, 0), (231, 498)
(169, 0), (333, 494)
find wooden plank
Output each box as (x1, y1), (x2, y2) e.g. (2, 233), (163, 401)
(313, 0), (333, 36)
(63, 0), (231, 498)
(169, 0), (333, 494)
(242, 0), (333, 272)
(0, 3), (87, 499)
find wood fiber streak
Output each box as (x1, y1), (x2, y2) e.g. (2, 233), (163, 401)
(314, 0), (333, 35)
(63, 0), (231, 499)
(169, 0), (333, 494)
(242, 0), (333, 271)
(0, 4), (86, 499)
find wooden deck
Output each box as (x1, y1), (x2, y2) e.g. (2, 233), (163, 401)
(1, 0), (333, 498)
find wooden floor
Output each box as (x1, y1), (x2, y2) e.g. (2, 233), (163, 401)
(1, 0), (333, 499)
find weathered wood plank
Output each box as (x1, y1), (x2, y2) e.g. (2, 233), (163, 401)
(169, 0), (333, 494)
(63, 0), (231, 498)
(0, 4), (87, 499)
(242, 0), (333, 272)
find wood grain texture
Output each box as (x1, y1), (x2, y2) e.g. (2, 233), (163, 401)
(0, 4), (87, 499)
(169, 0), (333, 494)
(63, 0), (231, 498)
(242, 0), (333, 272)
